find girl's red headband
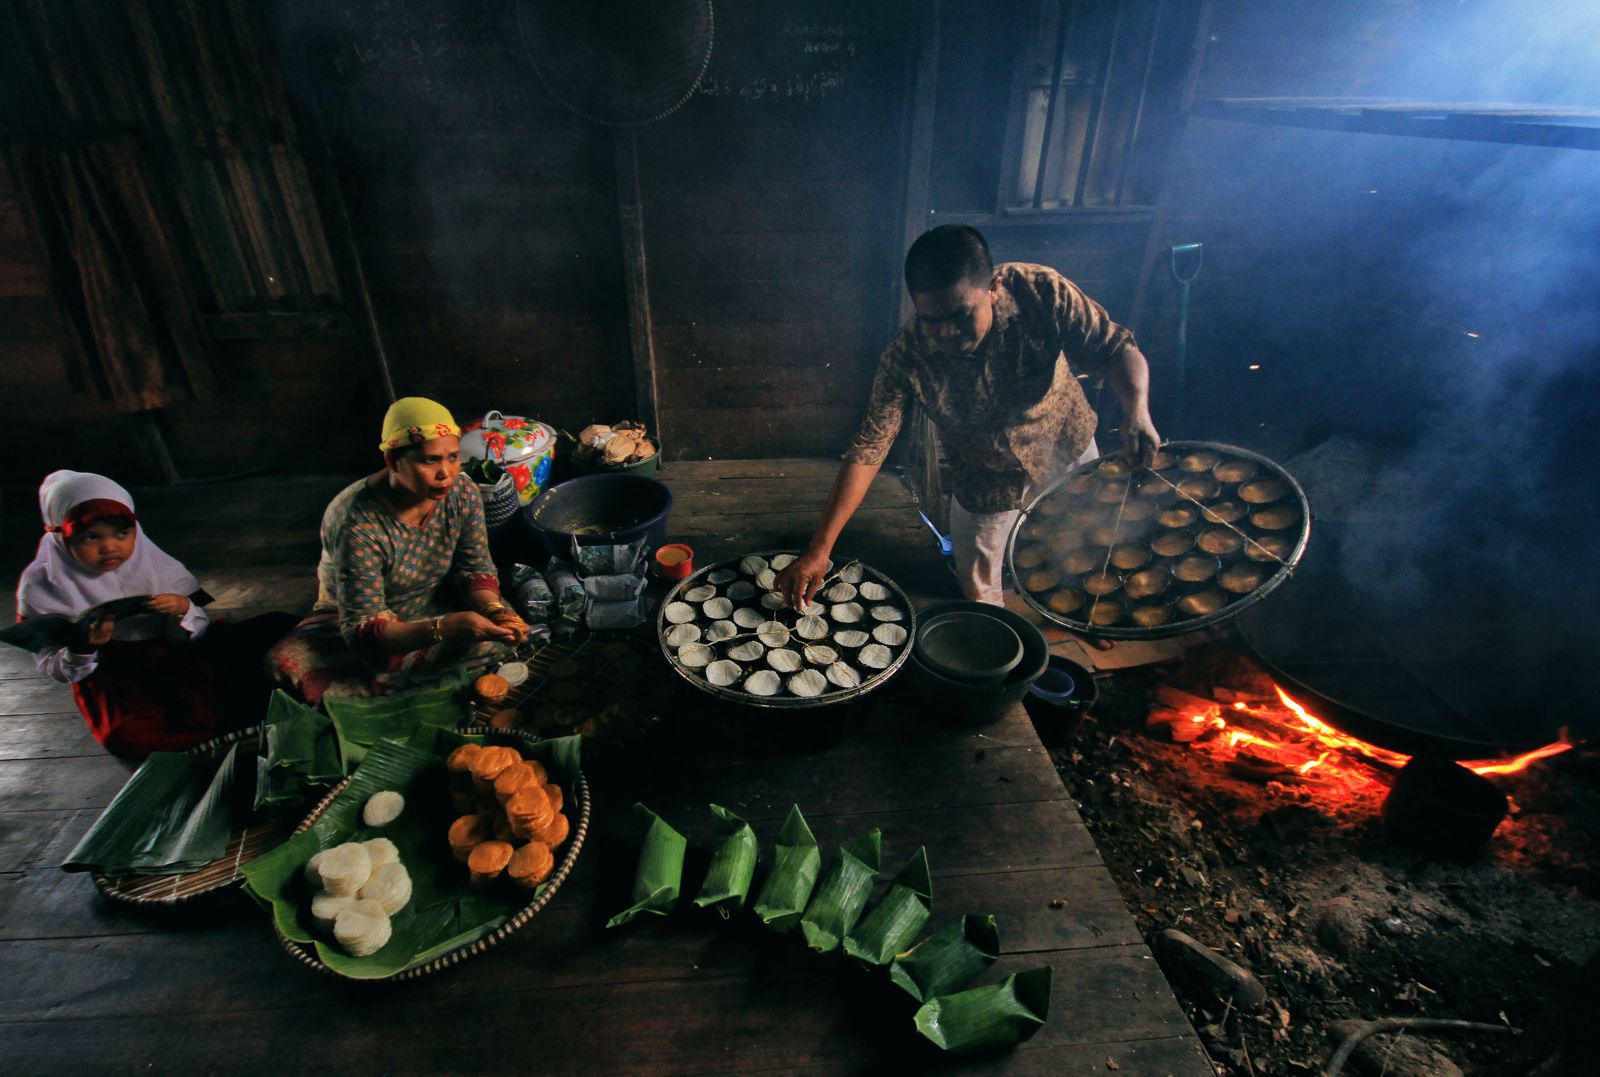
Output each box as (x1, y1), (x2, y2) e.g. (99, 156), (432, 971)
(53, 499), (136, 541)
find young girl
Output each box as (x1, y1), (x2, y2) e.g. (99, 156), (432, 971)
(16, 470), (291, 758)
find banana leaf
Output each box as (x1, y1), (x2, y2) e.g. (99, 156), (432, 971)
(913, 966), (1054, 1053)
(751, 805), (821, 932)
(799, 827), (881, 952)
(255, 690), (341, 810)
(606, 804), (687, 928)
(322, 680), (469, 769)
(63, 743), (243, 875)
(889, 914), (1000, 1002)
(242, 731), (583, 979)
(843, 847), (932, 965)
(692, 804), (757, 916)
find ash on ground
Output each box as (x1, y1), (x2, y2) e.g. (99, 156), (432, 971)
(1055, 641), (1600, 1076)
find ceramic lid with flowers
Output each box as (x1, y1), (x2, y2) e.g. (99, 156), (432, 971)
(460, 411), (558, 503)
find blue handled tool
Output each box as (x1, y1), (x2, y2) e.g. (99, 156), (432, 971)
(918, 509), (954, 558)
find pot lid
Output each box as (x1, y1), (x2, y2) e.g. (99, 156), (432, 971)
(459, 410), (556, 463)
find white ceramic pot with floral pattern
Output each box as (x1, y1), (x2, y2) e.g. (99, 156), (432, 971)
(459, 410), (557, 503)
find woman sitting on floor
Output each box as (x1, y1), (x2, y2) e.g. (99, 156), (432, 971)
(15, 471), (294, 758)
(268, 397), (527, 704)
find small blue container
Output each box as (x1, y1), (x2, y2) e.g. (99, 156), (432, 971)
(1024, 655), (1097, 746)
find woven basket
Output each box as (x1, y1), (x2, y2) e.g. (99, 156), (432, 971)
(276, 725), (589, 981)
(92, 725), (293, 906)
(479, 474), (521, 530)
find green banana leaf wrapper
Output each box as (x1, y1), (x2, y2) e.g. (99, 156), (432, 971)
(914, 966), (1054, 1053)
(890, 913), (1001, 1002)
(62, 743), (244, 875)
(255, 690), (342, 810)
(752, 805), (822, 932)
(843, 846), (932, 965)
(322, 678), (469, 769)
(242, 731), (583, 980)
(605, 803), (687, 928)
(692, 803), (758, 916)
(799, 827), (882, 952)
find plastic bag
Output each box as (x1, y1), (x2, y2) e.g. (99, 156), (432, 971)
(583, 573), (647, 602)
(542, 559), (587, 625)
(572, 535), (648, 576)
(511, 564), (555, 624)
(586, 594), (648, 630)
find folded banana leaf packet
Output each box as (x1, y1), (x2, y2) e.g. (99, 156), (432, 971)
(323, 679), (468, 769)
(605, 803), (687, 928)
(913, 966), (1054, 1053)
(843, 846), (931, 965)
(752, 805), (821, 932)
(256, 690), (341, 809)
(692, 804), (758, 916)
(799, 827), (881, 952)
(64, 744), (243, 876)
(889, 913), (1001, 1003)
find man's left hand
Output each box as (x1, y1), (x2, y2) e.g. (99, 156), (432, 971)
(1120, 409), (1161, 467)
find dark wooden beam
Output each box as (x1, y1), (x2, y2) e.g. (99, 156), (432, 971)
(615, 128), (660, 440)
(1190, 97), (1600, 151)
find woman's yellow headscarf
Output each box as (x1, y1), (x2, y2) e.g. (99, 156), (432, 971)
(378, 397), (461, 452)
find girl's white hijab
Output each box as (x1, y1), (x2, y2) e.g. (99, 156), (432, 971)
(17, 470), (200, 619)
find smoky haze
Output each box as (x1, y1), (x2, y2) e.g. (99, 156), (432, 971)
(1181, 1), (1600, 744)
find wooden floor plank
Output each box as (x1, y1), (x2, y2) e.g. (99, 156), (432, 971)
(0, 714), (99, 761)
(0, 755), (132, 812)
(0, 680), (76, 717)
(0, 949), (1196, 1075)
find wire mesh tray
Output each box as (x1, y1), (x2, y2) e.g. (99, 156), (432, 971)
(1005, 441), (1312, 640)
(655, 550), (916, 709)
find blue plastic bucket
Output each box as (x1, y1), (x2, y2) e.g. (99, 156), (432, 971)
(1024, 655), (1096, 746)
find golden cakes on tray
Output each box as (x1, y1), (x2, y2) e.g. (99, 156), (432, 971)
(1006, 441), (1308, 636)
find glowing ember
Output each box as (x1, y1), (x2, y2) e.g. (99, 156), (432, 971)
(1155, 682), (1575, 785)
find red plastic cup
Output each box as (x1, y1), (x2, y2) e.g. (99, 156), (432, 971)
(654, 543), (695, 580)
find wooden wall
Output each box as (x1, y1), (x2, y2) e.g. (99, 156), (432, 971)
(2, 0), (1216, 494)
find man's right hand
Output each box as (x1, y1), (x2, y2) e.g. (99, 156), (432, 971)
(776, 547), (833, 612)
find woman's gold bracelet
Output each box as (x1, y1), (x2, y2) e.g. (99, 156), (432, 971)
(429, 615), (445, 645)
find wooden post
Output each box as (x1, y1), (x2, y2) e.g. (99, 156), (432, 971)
(615, 128), (661, 444)
(897, 3), (948, 530)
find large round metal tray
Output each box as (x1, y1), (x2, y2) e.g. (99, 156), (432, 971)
(1005, 441), (1312, 640)
(92, 725), (292, 906)
(656, 550), (916, 709)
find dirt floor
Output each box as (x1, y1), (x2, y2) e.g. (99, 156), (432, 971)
(1050, 639), (1600, 1076)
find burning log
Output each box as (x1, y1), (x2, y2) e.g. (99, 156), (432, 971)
(1153, 684), (1219, 716)
(1145, 707), (1215, 743)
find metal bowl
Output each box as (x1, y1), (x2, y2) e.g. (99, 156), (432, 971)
(1006, 441), (1312, 640)
(656, 550), (916, 709)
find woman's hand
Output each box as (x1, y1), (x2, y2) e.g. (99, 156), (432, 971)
(441, 611), (519, 644)
(488, 609), (530, 644)
(775, 546), (833, 611)
(146, 593), (192, 617)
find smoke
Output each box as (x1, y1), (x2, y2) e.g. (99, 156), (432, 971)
(1189, 2), (1600, 739)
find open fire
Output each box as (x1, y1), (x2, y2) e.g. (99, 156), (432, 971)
(1145, 681), (1574, 791)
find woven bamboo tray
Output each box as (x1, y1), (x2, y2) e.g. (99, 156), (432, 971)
(276, 725), (590, 981)
(91, 725), (292, 906)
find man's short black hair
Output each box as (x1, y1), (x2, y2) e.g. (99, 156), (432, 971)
(904, 224), (993, 294)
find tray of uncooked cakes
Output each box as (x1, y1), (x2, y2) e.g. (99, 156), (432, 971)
(1005, 440), (1311, 640)
(656, 550), (916, 709)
